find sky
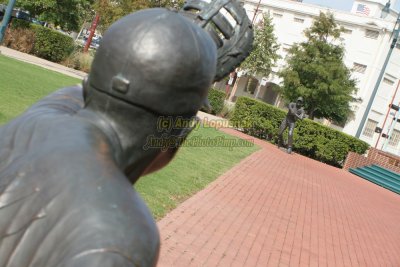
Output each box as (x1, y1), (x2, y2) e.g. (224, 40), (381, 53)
(302, 0), (400, 12)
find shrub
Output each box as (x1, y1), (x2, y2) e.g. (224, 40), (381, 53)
(231, 97), (369, 167)
(10, 18), (31, 29)
(4, 23), (74, 63)
(62, 50), (93, 73)
(4, 27), (36, 53)
(219, 103), (234, 119)
(204, 88), (226, 115)
(3, 22), (40, 54)
(33, 27), (75, 62)
(232, 96), (284, 140)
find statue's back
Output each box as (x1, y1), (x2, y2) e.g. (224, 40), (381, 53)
(0, 87), (159, 267)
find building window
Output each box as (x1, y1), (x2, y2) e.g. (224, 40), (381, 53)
(365, 29), (379, 39)
(294, 17), (304, 23)
(362, 119), (378, 138)
(353, 63), (367, 73)
(343, 28), (352, 34)
(273, 13), (283, 18)
(383, 77), (395, 86)
(388, 129), (400, 147)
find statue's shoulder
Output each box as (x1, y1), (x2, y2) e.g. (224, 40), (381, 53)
(26, 85), (84, 115)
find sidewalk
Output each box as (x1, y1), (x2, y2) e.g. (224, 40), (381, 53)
(0, 46), (87, 79)
(3, 46), (400, 266)
(0, 46), (226, 121)
(157, 128), (400, 266)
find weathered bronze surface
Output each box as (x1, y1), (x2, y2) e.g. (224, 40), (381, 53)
(0, 8), (217, 267)
(0, 1), (253, 266)
(278, 97), (305, 154)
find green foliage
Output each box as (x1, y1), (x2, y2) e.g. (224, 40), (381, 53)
(62, 50), (93, 73)
(33, 27), (75, 62)
(231, 97), (369, 167)
(241, 13), (280, 77)
(232, 96), (284, 140)
(219, 103), (234, 119)
(4, 23), (37, 54)
(95, 0), (149, 32)
(14, 0), (95, 31)
(4, 24), (75, 63)
(278, 12), (357, 124)
(151, 0), (185, 9)
(205, 88), (226, 115)
(10, 18), (31, 29)
(94, 0), (184, 33)
(305, 11), (343, 42)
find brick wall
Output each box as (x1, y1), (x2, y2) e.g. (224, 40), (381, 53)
(343, 148), (400, 174)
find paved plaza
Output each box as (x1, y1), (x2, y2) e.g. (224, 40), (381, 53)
(2, 47), (399, 266)
(157, 128), (400, 267)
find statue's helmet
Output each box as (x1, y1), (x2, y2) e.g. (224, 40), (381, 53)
(296, 97), (304, 103)
(84, 8), (217, 116)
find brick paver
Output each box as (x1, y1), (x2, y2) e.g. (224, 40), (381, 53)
(157, 128), (400, 267)
(5, 46), (398, 266)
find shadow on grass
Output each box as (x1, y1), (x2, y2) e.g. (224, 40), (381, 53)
(135, 126), (259, 220)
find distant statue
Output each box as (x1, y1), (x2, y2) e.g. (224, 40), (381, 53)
(0, 1), (252, 266)
(278, 97), (305, 154)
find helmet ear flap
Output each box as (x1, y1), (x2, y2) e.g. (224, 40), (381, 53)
(112, 75), (130, 94)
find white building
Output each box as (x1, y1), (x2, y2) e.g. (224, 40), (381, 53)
(224, 0), (400, 154)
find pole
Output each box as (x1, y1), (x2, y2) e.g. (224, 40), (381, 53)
(251, 0), (262, 24)
(76, 22), (87, 42)
(383, 107), (400, 151)
(0, 0), (16, 43)
(355, 15), (400, 138)
(83, 13), (100, 53)
(228, 76), (240, 102)
(375, 79), (400, 148)
(254, 82), (262, 99)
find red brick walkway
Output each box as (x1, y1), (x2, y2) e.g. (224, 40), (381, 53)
(157, 129), (400, 267)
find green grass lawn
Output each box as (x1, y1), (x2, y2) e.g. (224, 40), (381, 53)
(0, 55), (80, 124)
(136, 126), (258, 219)
(0, 54), (259, 220)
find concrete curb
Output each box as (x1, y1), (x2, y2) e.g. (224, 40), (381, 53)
(0, 46), (87, 79)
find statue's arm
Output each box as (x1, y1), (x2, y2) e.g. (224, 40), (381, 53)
(26, 86), (84, 115)
(63, 252), (143, 267)
(297, 108), (305, 119)
(288, 102), (296, 115)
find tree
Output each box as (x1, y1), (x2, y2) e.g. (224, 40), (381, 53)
(278, 12), (357, 124)
(94, 0), (185, 33)
(94, 0), (149, 33)
(241, 13), (280, 77)
(12, 0), (95, 32)
(151, 0), (185, 9)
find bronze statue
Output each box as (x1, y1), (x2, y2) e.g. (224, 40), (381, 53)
(0, 1), (252, 266)
(278, 97), (305, 154)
